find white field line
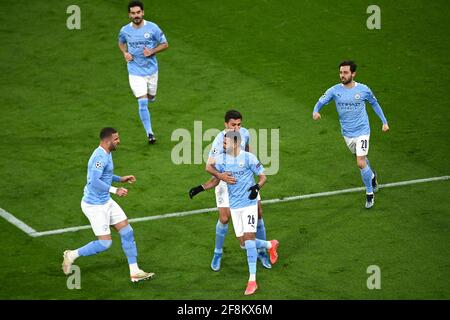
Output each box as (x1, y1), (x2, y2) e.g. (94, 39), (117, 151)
(0, 207), (38, 235)
(1, 175), (449, 238)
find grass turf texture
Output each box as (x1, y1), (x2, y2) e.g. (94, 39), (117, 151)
(0, 0), (449, 299)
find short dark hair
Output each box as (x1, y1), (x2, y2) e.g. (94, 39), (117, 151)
(224, 110), (242, 123)
(99, 127), (117, 140)
(339, 60), (357, 73)
(224, 130), (242, 145)
(128, 1), (144, 12)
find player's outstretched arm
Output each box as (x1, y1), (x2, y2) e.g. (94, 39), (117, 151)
(370, 103), (389, 132)
(313, 87), (334, 120)
(120, 175), (136, 183)
(188, 185), (204, 199)
(91, 171), (128, 197)
(202, 176), (220, 190)
(248, 173), (267, 200)
(312, 101), (324, 120)
(257, 173), (267, 189)
(366, 88), (389, 132)
(189, 177), (220, 199)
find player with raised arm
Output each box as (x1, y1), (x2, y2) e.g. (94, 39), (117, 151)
(62, 127), (154, 282)
(188, 110), (272, 271)
(212, 131), (279, 295)
(118, 1), (169, 144)
(312, 61), (389, 208)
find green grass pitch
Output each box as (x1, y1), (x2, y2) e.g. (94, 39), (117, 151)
(0, 0), (449, 299)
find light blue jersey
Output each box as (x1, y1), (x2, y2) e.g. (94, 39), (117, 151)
(82, 147), (121, 205)
(118, 20), (167, 76)
(208, 127), (250, 158)
(214, 151), (264, 209)
(313, 82), (387, 137)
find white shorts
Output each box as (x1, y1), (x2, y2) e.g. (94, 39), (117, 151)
(215, 180), (261, 208)
(129, 73), (158, 97)
(230, 204), (258, 237)
(81, 199), (128, 236)
(344, 134), (370, 156)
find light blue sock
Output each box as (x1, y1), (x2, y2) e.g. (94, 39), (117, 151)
(119, 225), (138, 264)
(214, 221), (228, 254)
(255, 238), (270, 249)
(366, 158), (375, 179)
(78, 239), (112, 257)
(256, 218), (266, 241)
(360, 165), (374, 193)
(245, 240), (257, 276)
(138, 98), (153, 135)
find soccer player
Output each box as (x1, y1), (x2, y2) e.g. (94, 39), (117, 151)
(312, 60), (389, 208)
(188, 110), (272, 271)
(62, 127), (154, 282)
(118, 1), (169, 144)
(211, 131), (279, 295)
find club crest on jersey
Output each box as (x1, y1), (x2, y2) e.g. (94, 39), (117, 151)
(95, 161), (103, 169)
(144, 32), (151, 39)
(354, 93), (361, 100)
(239, 162), (245, 168)
(212, 147), (218, 154)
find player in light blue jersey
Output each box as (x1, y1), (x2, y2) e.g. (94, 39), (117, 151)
(62, 127), (154, 282)
(188, 110), (272, 271)
(118, 1), (169, 144)
(312, 61), (390, 208)
(212, 131), (279, 295)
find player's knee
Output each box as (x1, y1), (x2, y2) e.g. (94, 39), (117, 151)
(243, 233), (256, 241)
(218, 209), (230, 224)
(219, 216), (229, 224)
(357, 158), (366, 169)
(98, 239), (112, 251)
(220, 218), (229, 224)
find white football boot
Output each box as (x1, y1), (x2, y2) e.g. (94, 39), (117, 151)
(62, 250), (75, 275)
(130, 270), (155, 282)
